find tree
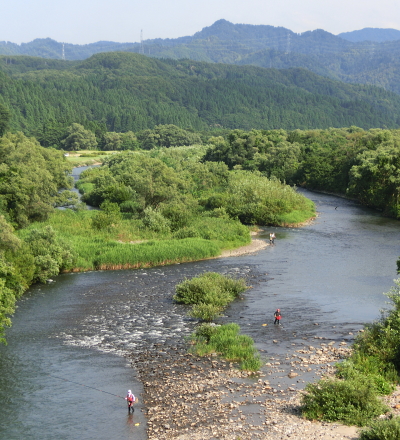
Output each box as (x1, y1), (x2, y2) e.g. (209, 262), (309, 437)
(0, 132), (74, 227)
(0, 215), (21, 253)
(25, 226), (76, 283)
(0, 276), (14, 344)
(62, 123), (97, 151)
(348, 145), (400, 217)
(0, 104), (11, 137)
(120, 131), (139, 150)
(34, 119), (69, 148)
(137, 125), (202, 149)
(103, 132), (122, 150)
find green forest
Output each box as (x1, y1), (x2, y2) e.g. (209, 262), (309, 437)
(1, 52), (400, 136)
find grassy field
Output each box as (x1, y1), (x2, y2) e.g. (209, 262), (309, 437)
(65, 150), (116, 165)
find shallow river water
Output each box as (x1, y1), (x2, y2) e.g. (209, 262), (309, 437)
(0, 190), (399, 440)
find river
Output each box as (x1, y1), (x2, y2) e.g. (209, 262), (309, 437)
(0, 190), (399, 439)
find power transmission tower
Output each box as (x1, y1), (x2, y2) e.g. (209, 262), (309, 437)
(62, 43), (66, 60)
(140, 30), (144, 54)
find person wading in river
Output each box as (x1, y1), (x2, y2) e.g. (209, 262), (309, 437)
(274, 309), (281, 325)
(125, 390), (136, 414)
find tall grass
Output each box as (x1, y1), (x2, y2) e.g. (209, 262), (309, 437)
(18, 209), (248, 271)
(190, 323), (262, 371)
(93, 238), (220, 270)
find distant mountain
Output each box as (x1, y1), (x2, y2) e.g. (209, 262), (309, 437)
(338, 28), (400, 43)
(1, 52), (400, 135)
(2, 20), (400, 96)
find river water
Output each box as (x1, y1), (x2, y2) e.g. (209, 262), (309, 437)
(0, 190), (399, 439)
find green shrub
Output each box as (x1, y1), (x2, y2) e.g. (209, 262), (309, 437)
(119, 200), (142, 214)
(190, 323), (261, 371)
(240, 356), (263, 371)
(142, 207), (171, 234)
(355, 280), (400, 363)
(336, 354), (396, 395)
(359, 417), (400, 440)
(172, 227), (199, 239)
(189, 303), (223, 322)
(25, 226), (77, 283)
(174, 272), (247, 306)
(193, 323), (219, 340)
(91, 201), (121, 231)
(301, 377), (388, 426)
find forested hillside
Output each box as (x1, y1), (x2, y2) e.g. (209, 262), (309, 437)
(338, 28), (400, 43)
(1, 52), (400, 135)
(2, 20), (400, 95)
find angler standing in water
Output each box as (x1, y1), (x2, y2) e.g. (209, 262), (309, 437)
(125, 390), (136, 414)
(274, 309), (282, 325)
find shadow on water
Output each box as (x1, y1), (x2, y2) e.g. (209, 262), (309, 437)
(1, 189), (400, 438)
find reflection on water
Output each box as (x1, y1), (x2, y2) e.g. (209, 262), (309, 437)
(1, 189), (400, 439)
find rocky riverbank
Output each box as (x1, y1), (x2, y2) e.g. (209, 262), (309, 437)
(130, 338), (363, 440)
(125, 229), (399, 440)
(126, 234), (361, 440)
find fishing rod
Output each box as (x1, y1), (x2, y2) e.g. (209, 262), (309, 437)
(48, 373), (126, 399)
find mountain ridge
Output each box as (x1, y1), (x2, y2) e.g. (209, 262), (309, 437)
(2, 20), (400, 96)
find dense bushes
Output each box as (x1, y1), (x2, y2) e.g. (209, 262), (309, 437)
(204, 127), (400, 218)
(359, 417), (400, 440)
(174, 272), (247, 321)
(78, 148), (315, 227)
(302, 377), (388, 426)
(301, 279), (400, 429)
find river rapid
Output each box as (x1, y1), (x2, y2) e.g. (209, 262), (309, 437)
(0, 190), (399, 440)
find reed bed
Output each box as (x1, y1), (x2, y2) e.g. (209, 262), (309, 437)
(20, 210), (241, 272)
(92, 238), (220, 270)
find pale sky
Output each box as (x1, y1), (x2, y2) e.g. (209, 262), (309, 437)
(2, 0), (400, 45)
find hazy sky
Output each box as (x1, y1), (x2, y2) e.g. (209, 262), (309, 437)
(2, 0), (400, 45)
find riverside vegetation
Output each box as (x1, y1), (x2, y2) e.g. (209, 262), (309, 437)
(0, 135), (314, 342)
(301, 279), (400, 438)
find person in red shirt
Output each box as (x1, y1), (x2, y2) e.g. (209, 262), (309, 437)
(274, 309), (281, 325)
(125, 390), (136, 414)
